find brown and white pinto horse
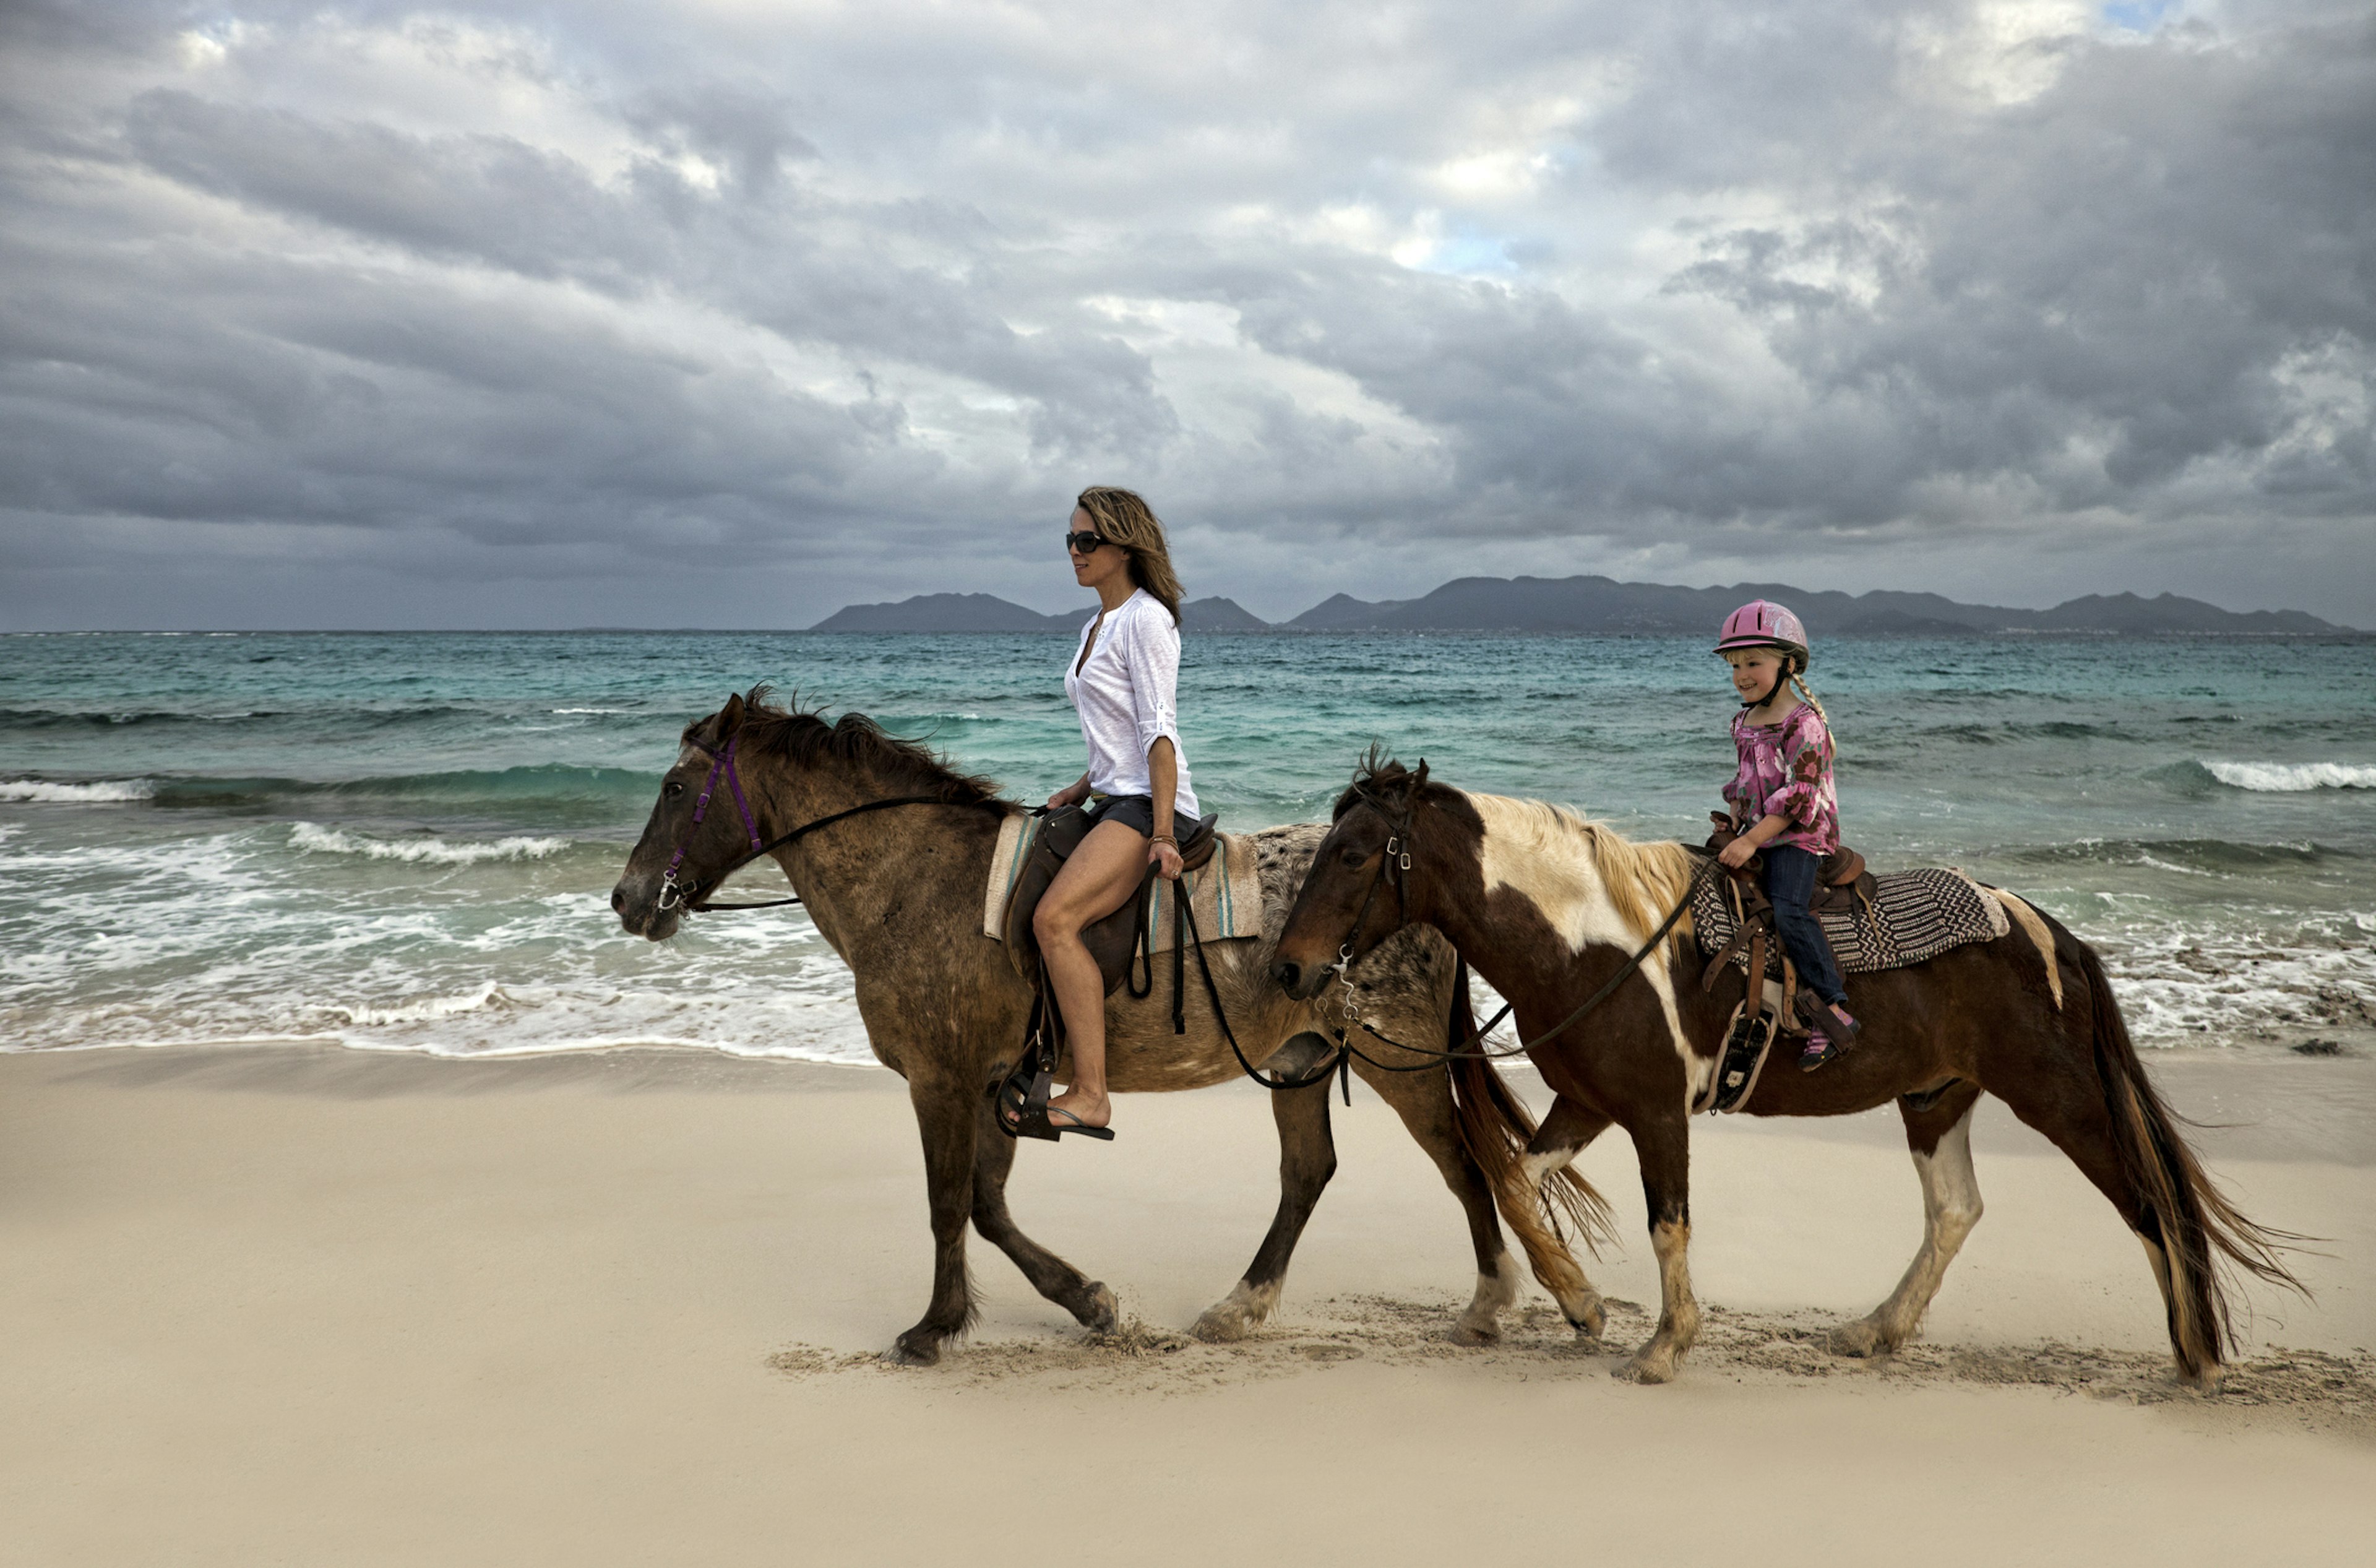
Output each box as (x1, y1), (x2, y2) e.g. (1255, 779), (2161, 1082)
(1272, 757), (2304, 1387)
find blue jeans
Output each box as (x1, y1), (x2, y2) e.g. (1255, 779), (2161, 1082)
(1762, 846), (1846, 1006)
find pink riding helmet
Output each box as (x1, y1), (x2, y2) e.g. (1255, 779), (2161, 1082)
(1715, 600), (1810, 667)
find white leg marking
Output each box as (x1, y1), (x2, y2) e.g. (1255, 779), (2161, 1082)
(1835, 1106), (1984, 1357)
(1619, 1221), (1698, 1384)
(1518, 1148), (1573, 1192)
(1452, 1249), (1522, 1345)
(1190, 1278), (1282, 1343)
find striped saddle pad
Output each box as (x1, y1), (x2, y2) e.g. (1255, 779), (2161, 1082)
(978, 812), (1266, 952)
(1692, 867), (2008, 979)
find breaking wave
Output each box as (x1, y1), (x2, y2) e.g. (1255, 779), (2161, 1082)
(2205, 760), (2376, 793)
(290, 823), (572, 864)
(0, 777), (157, 803)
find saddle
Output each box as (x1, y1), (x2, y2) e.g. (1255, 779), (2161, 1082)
(1703, 812), (1874, 915)
(999, 804), (1220, 994)
(992, 804), (1218, 1143)
(1692, 814), (1872, 1108)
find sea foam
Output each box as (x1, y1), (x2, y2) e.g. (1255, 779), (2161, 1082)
(0, 778), (155, 803)
(334, 982), (506, 1027)
(2205, 760), (2376, 792)
(289, 822), (571, 864)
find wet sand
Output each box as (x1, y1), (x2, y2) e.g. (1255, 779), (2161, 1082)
(2, 1045), (2370, 1564)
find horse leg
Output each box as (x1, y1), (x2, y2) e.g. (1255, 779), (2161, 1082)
(1520, 1093), (1612, 1338)
(1356, 1056), (1521, 1346)
(1618, 1112), (1699, 1384)
(1833, 1080), (1987, 1358)
(890, 1074), (983, 1366)
(1191, 1077), (1337, 1342)
(967, 1095), (1119, 1334)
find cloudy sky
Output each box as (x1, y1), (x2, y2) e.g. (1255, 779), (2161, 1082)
(2, 0), (2369, 629)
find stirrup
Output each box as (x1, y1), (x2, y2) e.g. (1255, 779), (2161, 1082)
(993, 1061), (1114, 1142)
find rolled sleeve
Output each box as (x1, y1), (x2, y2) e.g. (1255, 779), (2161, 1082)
(1775, 715), (1833, 825)
(1122, 604), (1184, 759)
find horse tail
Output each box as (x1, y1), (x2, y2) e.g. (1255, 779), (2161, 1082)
(2070, 937), (2307, 1381)
(1446, 961), (1617, 1264)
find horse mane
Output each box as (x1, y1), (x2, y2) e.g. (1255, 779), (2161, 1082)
(1487, 798), (1698, 941)
(1338, 747), (1697, 942)
(699, 686), (1010, 808)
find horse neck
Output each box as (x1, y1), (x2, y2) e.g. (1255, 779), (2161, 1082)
(1414, 808), (1677, 1007)
(744, 750), (996, 916)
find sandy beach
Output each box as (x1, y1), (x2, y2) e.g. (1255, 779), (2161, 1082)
(3, 1045), (2371, 1566)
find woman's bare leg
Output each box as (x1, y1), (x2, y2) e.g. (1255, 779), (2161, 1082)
(1031, 819), (1155, 1128)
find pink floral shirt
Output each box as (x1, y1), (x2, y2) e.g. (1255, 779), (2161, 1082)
(1724, 703), (1840, 855)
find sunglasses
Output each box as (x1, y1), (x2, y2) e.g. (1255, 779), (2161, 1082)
(1064, 531), (1114, 554)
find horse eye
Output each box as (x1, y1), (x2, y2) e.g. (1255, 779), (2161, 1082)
(664, 780), (685, 799)
(1340, 846), (1366, 867)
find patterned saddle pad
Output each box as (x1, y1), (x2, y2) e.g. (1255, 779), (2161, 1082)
(1692, 867), (2008, 979)
(979, 813), (1265, 952)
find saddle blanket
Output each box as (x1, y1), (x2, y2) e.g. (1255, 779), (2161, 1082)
(1693, 866), (2009, 979)
(979, 812), (1266, 951)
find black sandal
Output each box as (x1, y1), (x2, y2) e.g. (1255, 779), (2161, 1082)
(994, 1061), (1116, 1142)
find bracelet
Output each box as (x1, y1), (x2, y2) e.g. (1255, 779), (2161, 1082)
(1151, 835), (1177, 846)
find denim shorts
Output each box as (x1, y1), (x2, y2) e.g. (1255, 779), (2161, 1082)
(1090, 794), (1202, 842)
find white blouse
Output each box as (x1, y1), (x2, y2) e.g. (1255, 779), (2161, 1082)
(1062, 588), (1199, 817)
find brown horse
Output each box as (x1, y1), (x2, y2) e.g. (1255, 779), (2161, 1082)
(1272, 757), (2304, 1387)
(609, 692), (1604, 1364)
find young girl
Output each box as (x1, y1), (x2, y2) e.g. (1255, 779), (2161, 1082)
(1712, 601), (1860, 1070)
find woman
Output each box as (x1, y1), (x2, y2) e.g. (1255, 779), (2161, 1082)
(1029, 486), (1201, 1139)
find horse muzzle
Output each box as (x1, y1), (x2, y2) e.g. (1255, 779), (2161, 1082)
(611, 876), (682, 942)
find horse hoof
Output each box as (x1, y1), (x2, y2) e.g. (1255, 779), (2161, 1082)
(1190, 1280), (1278, 1343)
(1077, 1283), (1120, 1335)
(887, 1331), (944, 1367)
(1829, 1320), (1893, 1359)
(1448, 1320), (1500, 1347)
(1568, 1300), (1608, 1340)
(1616, 1350), (1677, 1384)
(1190, 1306), (1253, 1343)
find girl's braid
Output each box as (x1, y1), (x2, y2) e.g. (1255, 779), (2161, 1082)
(1788, 668), (1828, 728)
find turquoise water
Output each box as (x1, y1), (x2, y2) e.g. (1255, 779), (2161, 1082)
(4, 631), (2372, 1062)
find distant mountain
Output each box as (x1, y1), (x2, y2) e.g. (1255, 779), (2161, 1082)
(809, 593), (1073, 632)
(1181, 596), (1270, 631)
(809, 592), (1274, 632)
(2021, 593), (2337, 635)
(1278, 577), (2349, 637)
(1287, 593), (1414, 630)
(809, 580), (2349, 636)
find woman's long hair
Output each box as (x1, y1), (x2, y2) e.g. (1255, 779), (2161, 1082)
(1075, 486), (1184, 626)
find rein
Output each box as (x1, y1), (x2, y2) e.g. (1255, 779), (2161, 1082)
(656, 733), (1001, 914)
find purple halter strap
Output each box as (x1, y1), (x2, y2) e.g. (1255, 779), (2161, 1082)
(658, 733), (764, 910)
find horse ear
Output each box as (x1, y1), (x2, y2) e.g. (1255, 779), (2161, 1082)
(718, 692), (746, 736)
(1411, 757), (1430, 791)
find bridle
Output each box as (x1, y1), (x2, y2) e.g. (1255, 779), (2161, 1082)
(1323, 778), (1421, 1038)
(653, 730), (998, 914)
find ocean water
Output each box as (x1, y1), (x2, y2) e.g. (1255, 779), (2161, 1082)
(3, 631), (2372, 1066)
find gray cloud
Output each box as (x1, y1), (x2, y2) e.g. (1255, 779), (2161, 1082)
(1, 0), (2369, 629)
